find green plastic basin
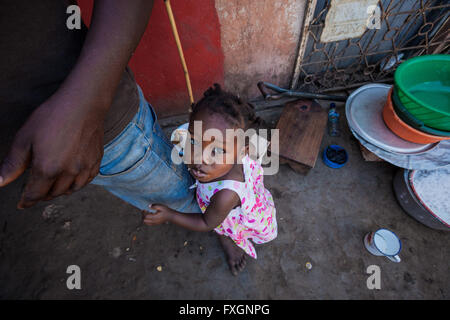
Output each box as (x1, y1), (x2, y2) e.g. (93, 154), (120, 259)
(392, 86), (450, 137)
(394, 55), (450, 131)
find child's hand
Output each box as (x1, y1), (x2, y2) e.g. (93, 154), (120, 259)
(143, 204), (175, 226)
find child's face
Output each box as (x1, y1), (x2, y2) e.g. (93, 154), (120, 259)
(186, 109), (244, 183)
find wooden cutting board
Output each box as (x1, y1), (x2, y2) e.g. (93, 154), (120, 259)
(274, 99), (327, 173)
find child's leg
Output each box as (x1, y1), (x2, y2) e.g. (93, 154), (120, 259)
(217, 234), (247, 276)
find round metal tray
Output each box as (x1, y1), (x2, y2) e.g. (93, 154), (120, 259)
(346, 84), (438, 155)
(350, 127), (449, 170)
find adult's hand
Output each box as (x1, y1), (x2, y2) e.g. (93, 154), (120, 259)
(0, 0), (154, 208)
(0, 87), (106, 208)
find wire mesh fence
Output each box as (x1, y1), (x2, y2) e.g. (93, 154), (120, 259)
(291, 0), (450, 93)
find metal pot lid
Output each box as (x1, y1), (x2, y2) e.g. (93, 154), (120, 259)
(346, 84), (437, 154)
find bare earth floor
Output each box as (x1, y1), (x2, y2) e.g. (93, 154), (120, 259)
(0, 105), (448, 299)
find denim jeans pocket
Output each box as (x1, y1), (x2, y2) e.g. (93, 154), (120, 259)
(98, 124), (151, 177)
(149, 126), (188, 181)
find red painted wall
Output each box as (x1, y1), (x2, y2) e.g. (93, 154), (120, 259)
(78, 0), (224, 118)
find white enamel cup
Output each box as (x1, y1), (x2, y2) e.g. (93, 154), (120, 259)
(364, 229), (402, 263)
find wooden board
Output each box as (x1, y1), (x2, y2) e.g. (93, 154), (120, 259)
(358, 142), (385, 162)
(274, 99), (327, 171)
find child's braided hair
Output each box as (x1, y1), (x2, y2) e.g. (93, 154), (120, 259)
(190, 83), (265, 132)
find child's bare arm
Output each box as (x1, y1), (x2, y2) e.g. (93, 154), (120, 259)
(143, 189), (240, 232)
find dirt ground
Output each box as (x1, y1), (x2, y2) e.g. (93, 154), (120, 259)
(0, 103), (449, 299)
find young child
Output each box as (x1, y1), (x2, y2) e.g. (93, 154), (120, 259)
(144, 84), (277, 276)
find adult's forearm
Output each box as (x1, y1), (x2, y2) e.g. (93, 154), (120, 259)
(62, 0), (154, 112)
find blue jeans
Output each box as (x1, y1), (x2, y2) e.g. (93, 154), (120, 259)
(91, 86), (200, 213)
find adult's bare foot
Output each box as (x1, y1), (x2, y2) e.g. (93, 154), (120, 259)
(218, 234), (247, 276)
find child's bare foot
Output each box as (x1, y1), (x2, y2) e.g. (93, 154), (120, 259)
(218, 234), (247, 276)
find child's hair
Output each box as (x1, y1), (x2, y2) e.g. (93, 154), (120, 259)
(190, 83), (265, 131)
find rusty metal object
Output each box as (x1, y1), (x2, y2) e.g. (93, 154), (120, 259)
(257, 81), (347, 102)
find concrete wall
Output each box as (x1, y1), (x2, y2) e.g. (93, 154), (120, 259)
(215, 0), (305, 101)
(78, 0), (306, 118)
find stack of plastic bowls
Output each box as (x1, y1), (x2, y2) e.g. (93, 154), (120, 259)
(382, 55), (450, 144)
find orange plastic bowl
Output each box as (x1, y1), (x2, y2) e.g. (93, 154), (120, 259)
(382, 88), (450, 144)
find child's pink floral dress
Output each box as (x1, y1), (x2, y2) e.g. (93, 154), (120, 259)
(194, 155), (277, 259)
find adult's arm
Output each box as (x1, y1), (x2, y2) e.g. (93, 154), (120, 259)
(0, 0), (154, 208)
